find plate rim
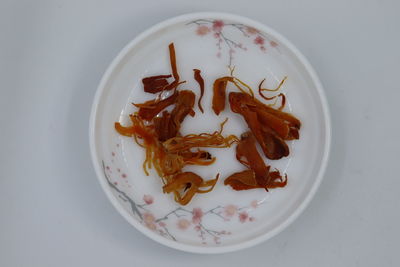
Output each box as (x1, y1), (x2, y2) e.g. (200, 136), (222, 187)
(89, 11), (332, 254)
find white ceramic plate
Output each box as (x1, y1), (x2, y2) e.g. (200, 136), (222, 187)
(89, 12), (331, 254)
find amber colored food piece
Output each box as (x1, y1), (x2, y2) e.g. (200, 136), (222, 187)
(115, 114), (160, 176)
(163, 172), (203, 205)
(162, 119), (238, 153)
(259, 124), (289, 160)
(153, 90), (195, 141)
(193, 69), (205, 113)
(229, 92), (301, 129)
(180, 150), (215, 166)
(134, 91), (178, 121)
(258, 77), (288, 110)
(170, 90), (195, 128)
(115, 115), (155, 145)
(229, 91), (300, 146)
(224, 132), (287, 191)
(179, 150), (212, 160)
(287, 127), (299, 140)
(116, 43), (299, 204)
(159, 42), (182, 92)
(211, 74), (256, 115)
(142, 43), (181, 93)
(142, 75), (172, 94)
(232, 102), (289, 160)
(153, 111), (173, 142)
(164, 42), (180, 90)
(256, 108), (290, 139)
(224, 170), (258, 190)
(235, 132), (271, 186)
(212, 77), (234, 115)
(225, 170), (287, 191)
(163, 172), (219, 205)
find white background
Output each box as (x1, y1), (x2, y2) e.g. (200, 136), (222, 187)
(1, 0), (399, 266)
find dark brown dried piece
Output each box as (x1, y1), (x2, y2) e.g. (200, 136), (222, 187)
(153, 90), (195, 141)
(235, 132), (271, 186)
(142, 75), (172, 94)
(224, 132), (287, 191)
(134, 91), (178, 121)
(193, 69), (205, 113)
(212, 77), (234, 115)
(229, 95), (289, 160)
(163, 172), (219, 205)
(142, 43), (181, 93)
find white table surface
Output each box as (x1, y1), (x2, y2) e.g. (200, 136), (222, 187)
(1, 0), (399, 266)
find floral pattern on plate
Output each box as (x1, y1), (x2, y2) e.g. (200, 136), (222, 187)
(102, 160), (261, 245)
(187, 19), (280, 66)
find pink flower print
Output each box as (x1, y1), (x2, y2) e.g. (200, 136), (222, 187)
(121, 173), (127, 178)
(143, 212), (155, 223)
(196, 25), (210, 36)
(251, 200), (258, 209)
(254, 36), (265, 45)
(270, 40), (278, 47)
(239, 211), (249, 223)
(194, 225), (201, 231)
(177, 219), (191, 230)
(143, 212), (156, 230)
(246, 26), (259, 35)
(260, 46), (267, 52)
(192, 208), (203, 224)
(224, 205), (237, 217)
(212, 20), (224, 32)
(146, 222), (157, 230)
(143, 194), (154, 205)
(158, 221), (166, 227)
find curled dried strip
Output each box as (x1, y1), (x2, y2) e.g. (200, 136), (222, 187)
(115, 114), (159, 176)
(162, 43), (181, 91)
(258, 77), (287, 110)
(163, 172), (219, 205)
(232, 76), (254, 97)
(258, 76), (287, 92)
(193, 69), (205, 113)
(235, 132), (272, 186)
(182, 155), (216, 166)
(162, 119), (238, 153)
(142, 75), (172, 94)
(224, 170), (258, 190)
(229, 98), (289, 160)
(229, 91), (300, 133)
(224, 132), (287, 191)
(212, 77), (233, 115)
(212, 75), (255, 115)
(153, 90), (195, 141)
(255, 108), (290, 139)
(134, 91), (178, 121)
(142, 43), (181, 93)
(259, 124), (289, 160)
